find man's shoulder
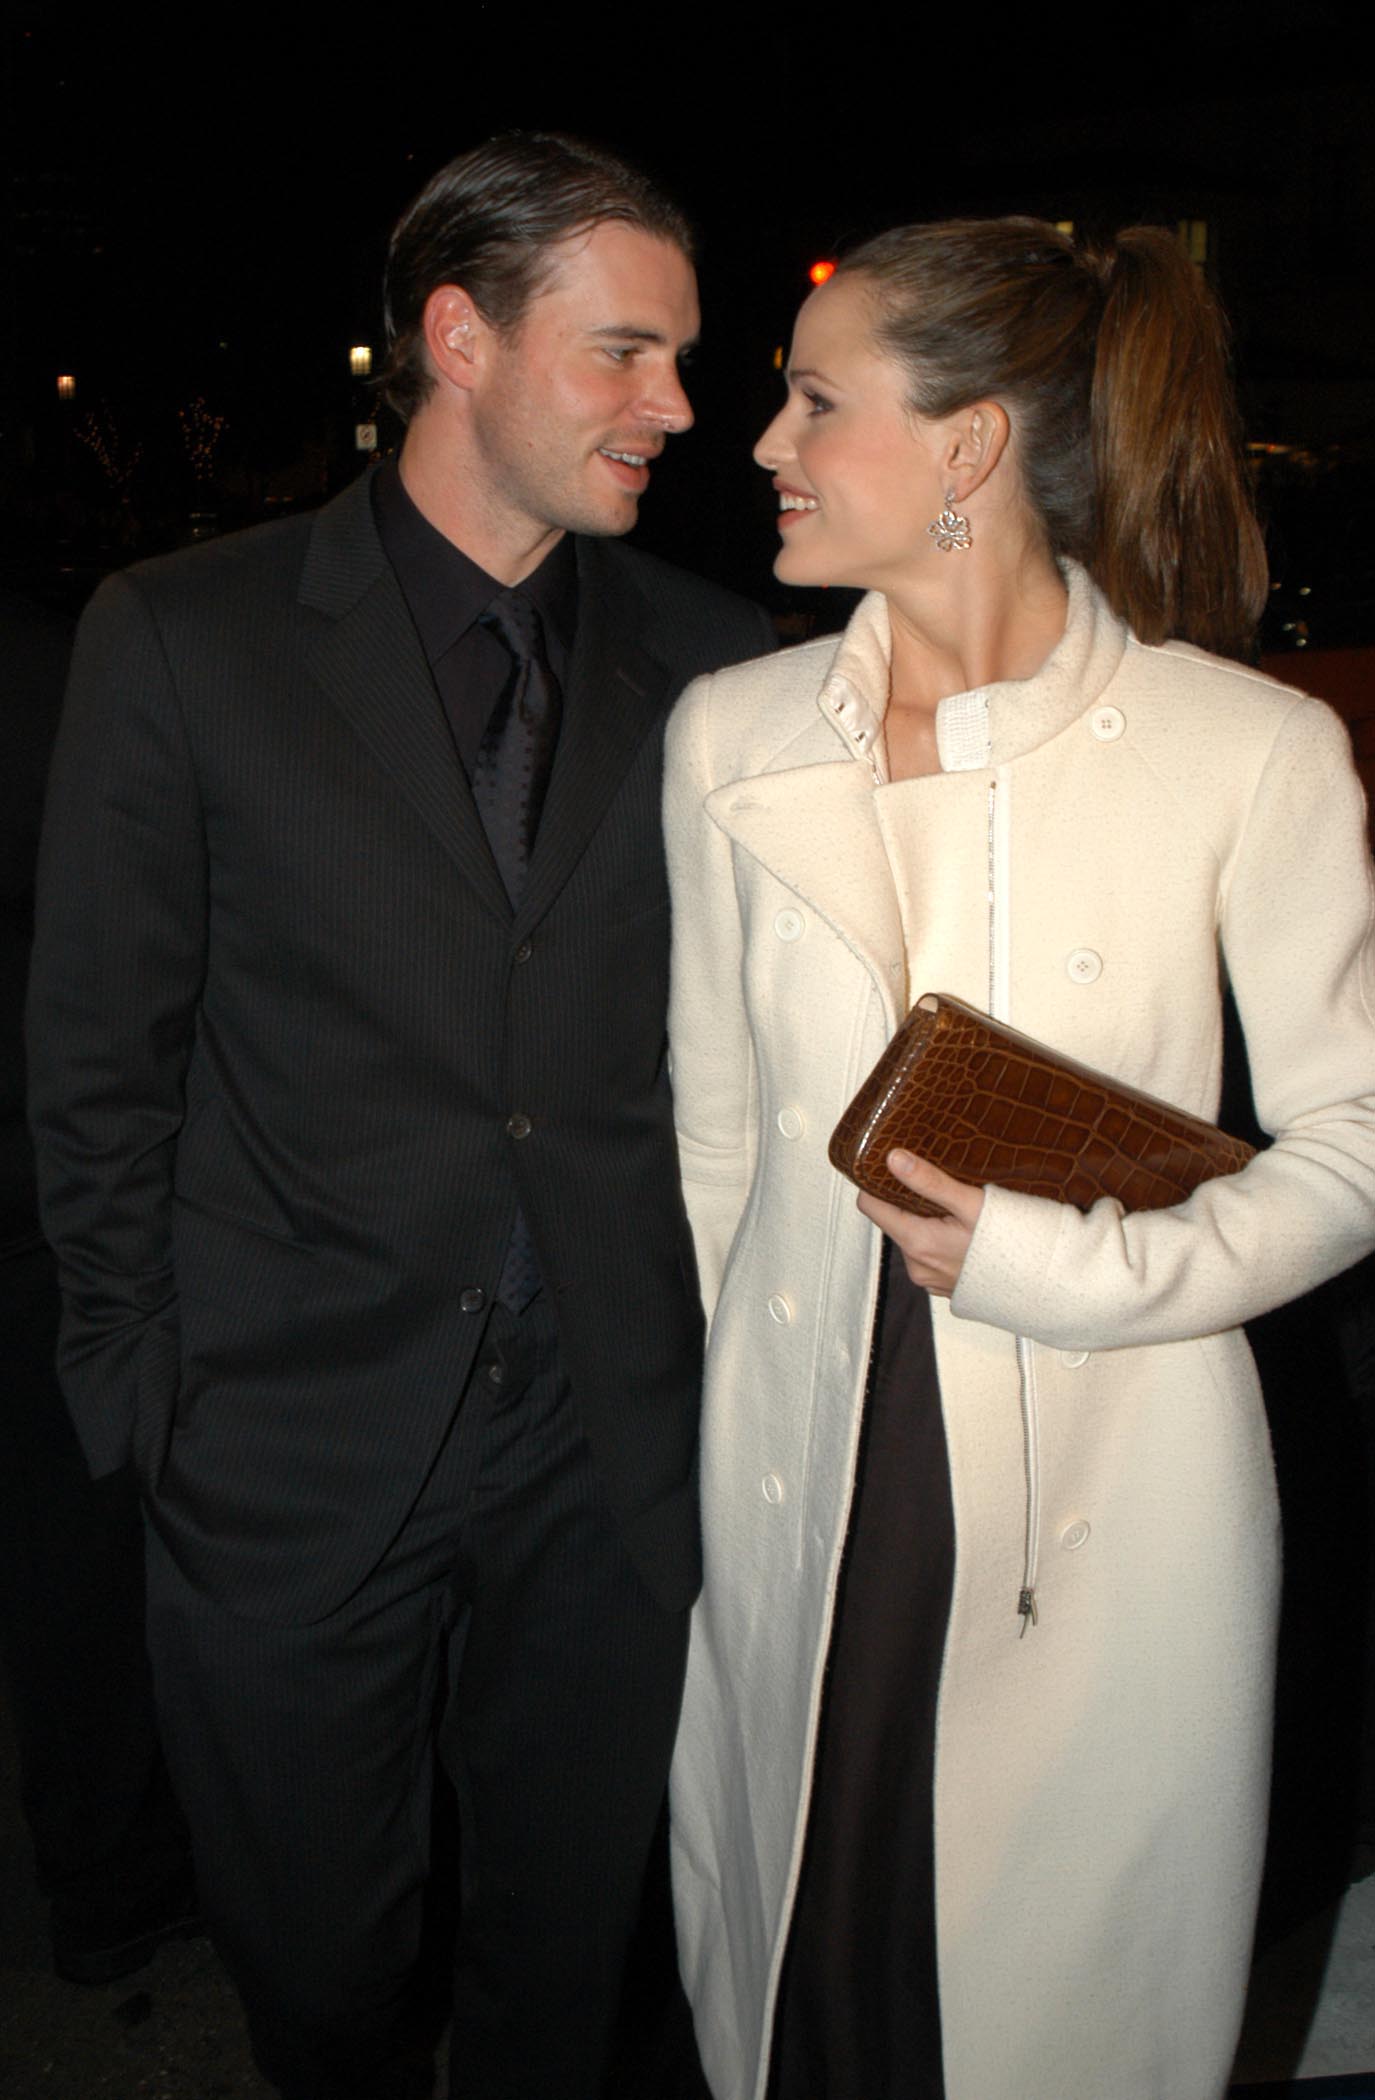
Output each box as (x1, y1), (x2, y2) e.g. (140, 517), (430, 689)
(597, 537), (747, 614)
(111, 509), (319, 617)
(583, 537), (774, 671)
(103, 468), (382, 617)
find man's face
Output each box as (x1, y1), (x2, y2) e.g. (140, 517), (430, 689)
(464, 221), (699, 545)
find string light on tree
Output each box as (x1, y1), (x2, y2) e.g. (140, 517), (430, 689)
(74, 408), (142, 495)
(178, 396), (228, 486)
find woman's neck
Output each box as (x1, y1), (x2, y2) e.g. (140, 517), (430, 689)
(879, 544), (1069, 784)
(886, 548), (1069, 716)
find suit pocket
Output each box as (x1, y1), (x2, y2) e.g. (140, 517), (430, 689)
(172, 1198), (319, 1314)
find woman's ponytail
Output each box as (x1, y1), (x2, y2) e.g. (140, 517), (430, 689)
(1088, 228), (1268, 657)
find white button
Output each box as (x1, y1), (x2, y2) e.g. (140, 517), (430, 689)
(1090, 706), (1125, 742)
(1066, 948), (1102, 984)
(1060, 1519), (1091, 1551)
(774, 909), (804, 942)
(777, 1108), (805, 1140)
(1061, 1350), (1090, 1369)
(767, 1294), (794, 1325)
(762, 1473), (785, 1504)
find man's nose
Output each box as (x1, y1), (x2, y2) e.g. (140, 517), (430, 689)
(644, 365), (694, 436)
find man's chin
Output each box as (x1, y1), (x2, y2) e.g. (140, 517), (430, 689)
(565, 493), (641, 540)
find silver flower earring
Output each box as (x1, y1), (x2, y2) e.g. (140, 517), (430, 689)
(927, 490), (972, 553)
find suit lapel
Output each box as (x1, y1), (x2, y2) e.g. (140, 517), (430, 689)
(518, 538), (673, 929)
(300, 476), (512, 924)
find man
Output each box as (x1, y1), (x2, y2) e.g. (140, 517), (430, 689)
(27, 133), (772, 2100)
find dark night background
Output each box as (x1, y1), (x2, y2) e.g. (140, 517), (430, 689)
(3, 8), (1374, 650)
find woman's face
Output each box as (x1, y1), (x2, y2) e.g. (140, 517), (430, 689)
(755, 272), (947, 593)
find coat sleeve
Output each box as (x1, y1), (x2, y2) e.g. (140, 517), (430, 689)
(952, 696), (1375, 1348)
(25, 572), (207, 1474)
(664, 673), (756, 1324)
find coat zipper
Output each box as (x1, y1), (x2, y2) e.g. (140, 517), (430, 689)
(987, 776), (1041, 1634)
(1015, 1336), (1042, 1634)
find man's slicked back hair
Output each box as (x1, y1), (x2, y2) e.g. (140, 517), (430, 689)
(381, 131), (695, 422)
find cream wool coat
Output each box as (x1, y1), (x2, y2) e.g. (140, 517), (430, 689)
(663, 568), (1375, 2100)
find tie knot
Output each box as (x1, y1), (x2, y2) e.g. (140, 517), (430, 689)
(481, 589), (544, 666)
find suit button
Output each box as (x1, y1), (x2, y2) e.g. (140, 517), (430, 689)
(514, 939), (533, 964)
(1066, 948), (1102, 984)
(773, 909), (805, 942)
(777, 1107), (805, 1140)
(1090, 705), (1125, 741)
(767, 1293), (794, 1324)
(506, 1113), (532, 1139)
(1061, 1349), (1091, 1368)
(762, 1473), (785, 1505)
(1060, 1519), (1091, 1551)
(460, 1287), (486, 1314)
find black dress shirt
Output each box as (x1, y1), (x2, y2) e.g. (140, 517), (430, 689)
(370, 457), (577, 781)
(371, 458), (579, 1314)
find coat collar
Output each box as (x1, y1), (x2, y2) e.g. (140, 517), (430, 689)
(298, 474), (674, 929)
(704, 564), (1130, 1019)
(816, 562), (1129, 776)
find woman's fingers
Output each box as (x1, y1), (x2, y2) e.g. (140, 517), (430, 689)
(855, 1153), (984, 1297)
(885, 1150), (985, 1226)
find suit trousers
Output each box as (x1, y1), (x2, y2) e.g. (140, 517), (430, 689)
(143, 1295), (690, 2100)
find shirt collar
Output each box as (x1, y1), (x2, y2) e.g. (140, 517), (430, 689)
(371, 457), (578, 669)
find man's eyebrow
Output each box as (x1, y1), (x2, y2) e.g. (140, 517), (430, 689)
(588, 324), (700, 353)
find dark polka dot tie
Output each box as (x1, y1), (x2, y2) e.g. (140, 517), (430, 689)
(474, 590), (562, 907)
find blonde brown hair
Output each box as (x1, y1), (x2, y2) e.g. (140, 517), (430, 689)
(837, 218), (1268, 658)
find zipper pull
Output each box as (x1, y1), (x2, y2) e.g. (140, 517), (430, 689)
(1017, 1587), (1039, 1637)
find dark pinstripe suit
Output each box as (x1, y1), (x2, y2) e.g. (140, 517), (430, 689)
(27, 469), (773, 2095)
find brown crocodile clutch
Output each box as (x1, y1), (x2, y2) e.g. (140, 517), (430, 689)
(829, 993), (1256, 1218)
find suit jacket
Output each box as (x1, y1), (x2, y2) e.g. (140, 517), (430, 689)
(26, 470), (774, 1624)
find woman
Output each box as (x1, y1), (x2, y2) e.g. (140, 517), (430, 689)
(663, 219), (1375, 2100)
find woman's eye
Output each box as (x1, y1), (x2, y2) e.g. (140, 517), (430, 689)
(803, 390), (832, 416)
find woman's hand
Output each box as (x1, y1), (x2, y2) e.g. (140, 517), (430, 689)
(856, 1151), (985, 1298)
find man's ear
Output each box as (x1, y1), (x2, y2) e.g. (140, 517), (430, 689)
(942, 400), (1011, 500)
(420, 285), (490, 396)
